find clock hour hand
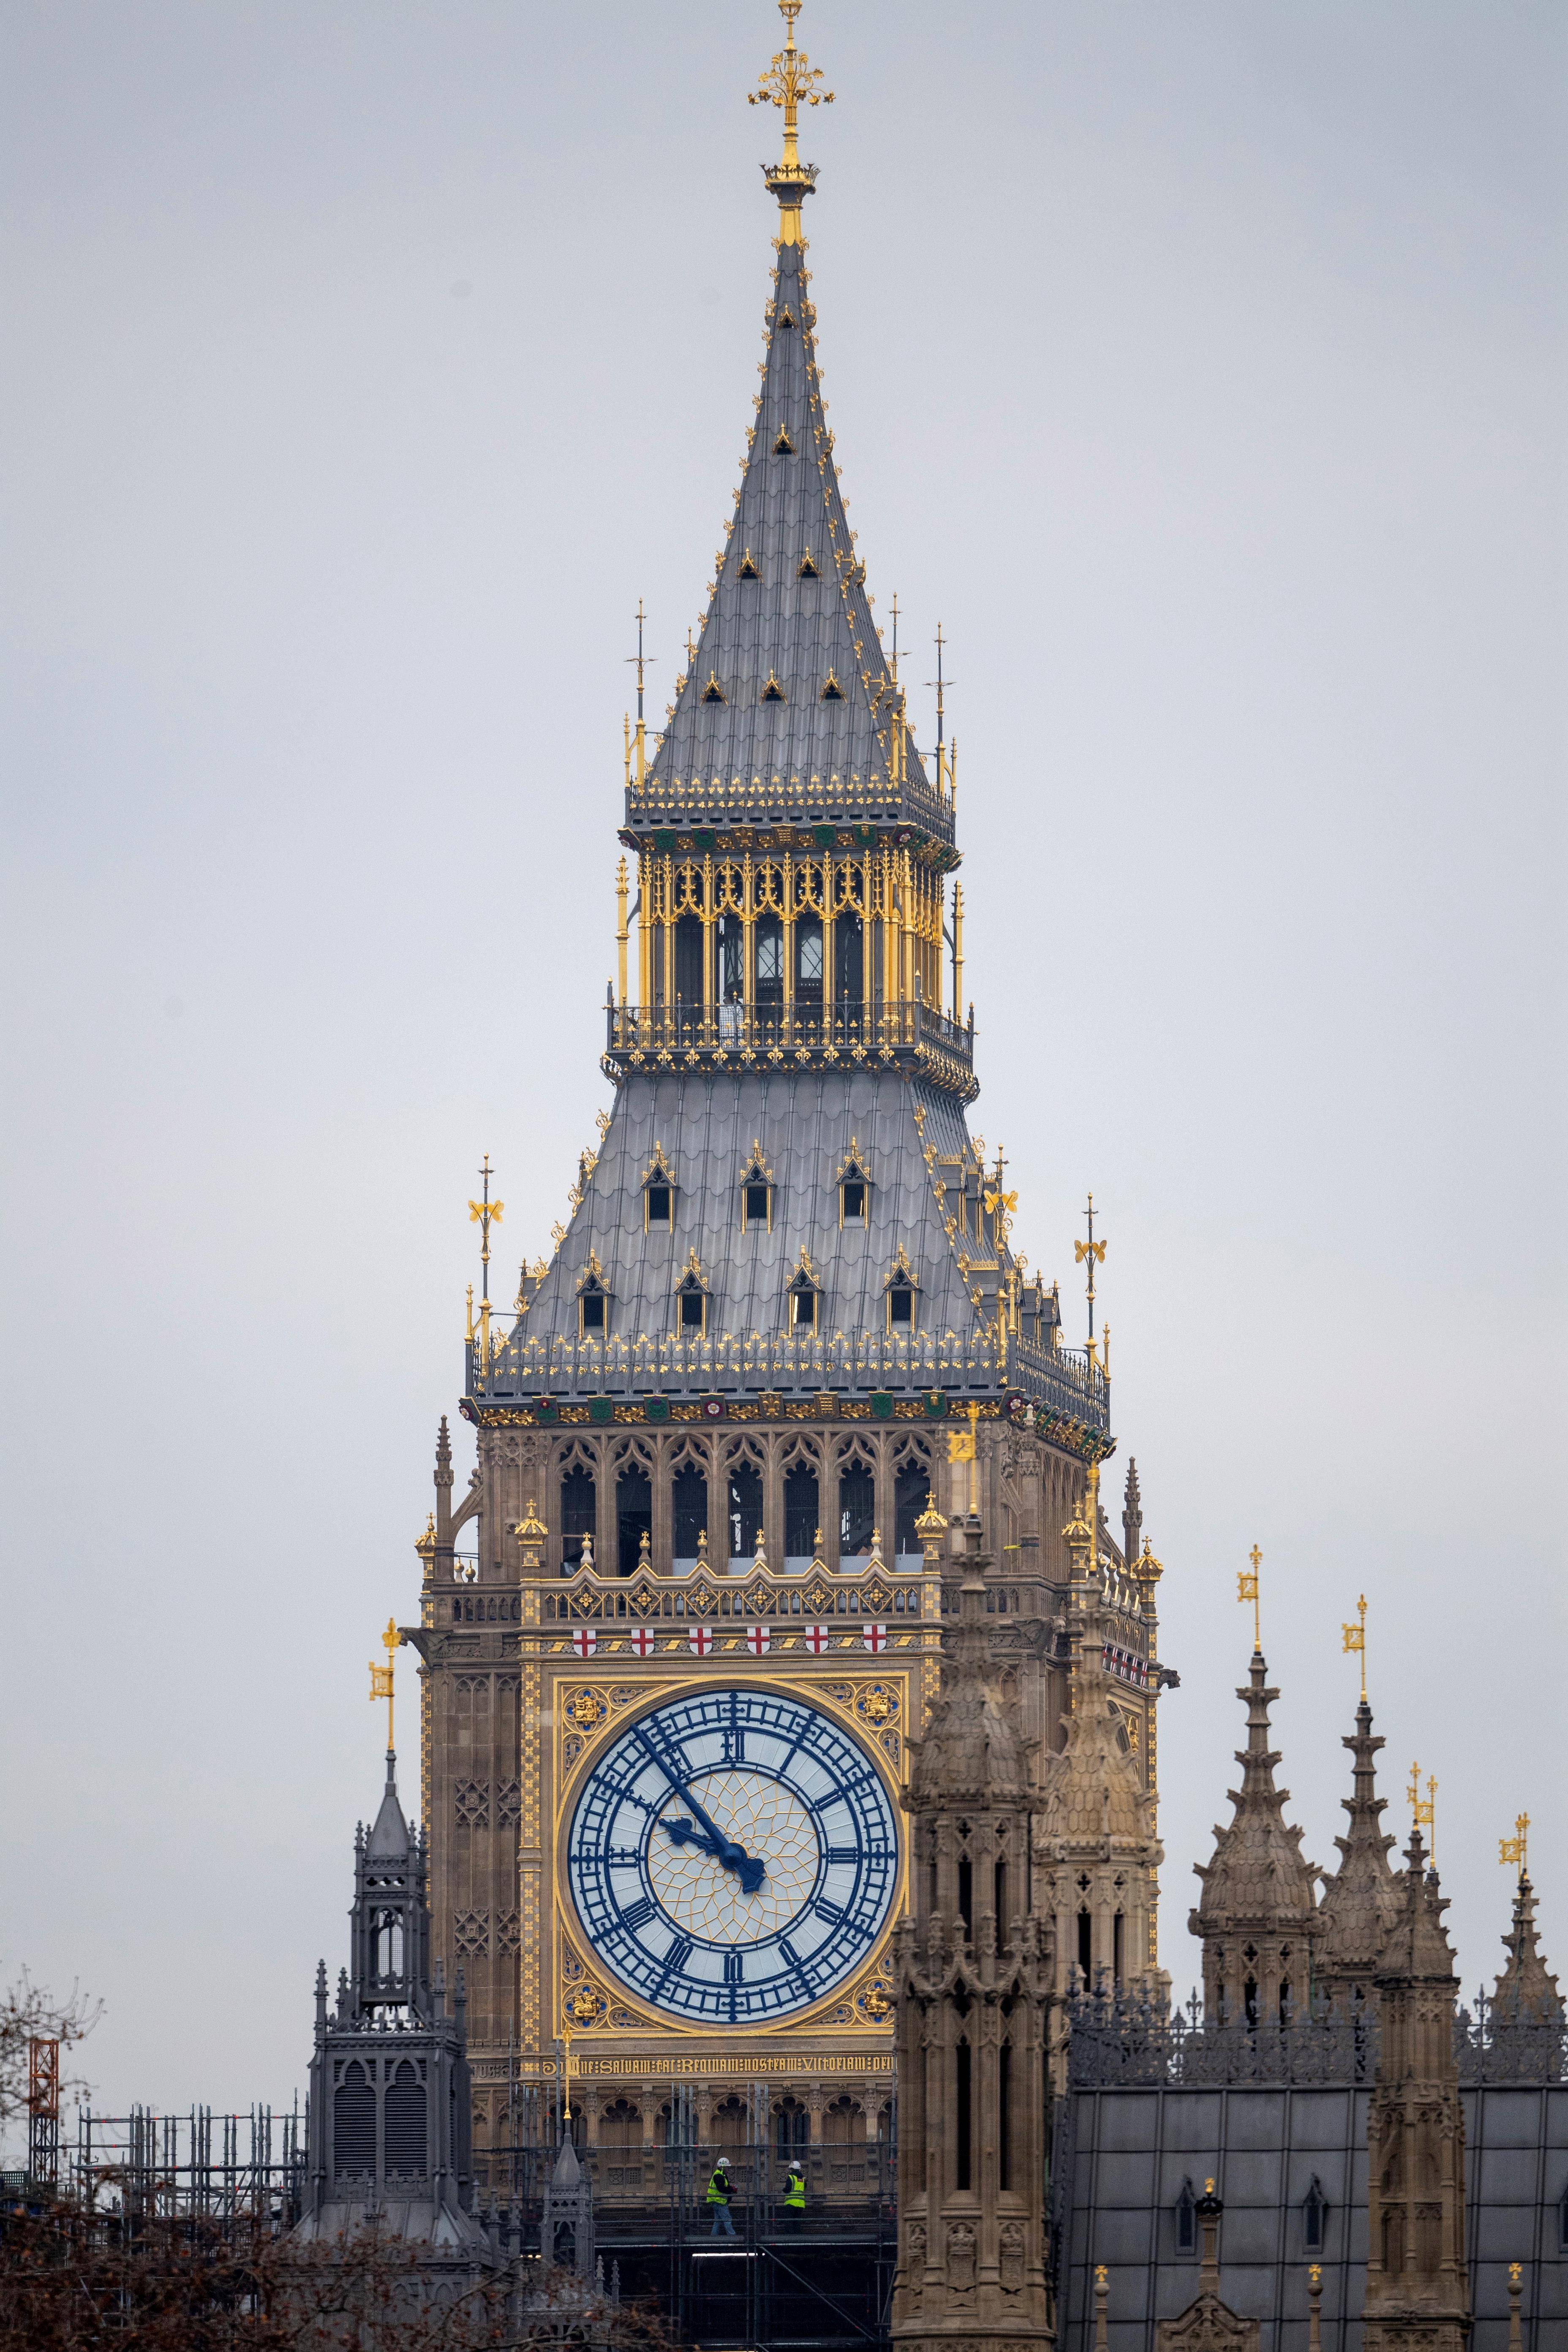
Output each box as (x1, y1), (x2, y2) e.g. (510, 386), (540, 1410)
(662, 1810), (768, 1896)
(641, 1753), (768, 1894)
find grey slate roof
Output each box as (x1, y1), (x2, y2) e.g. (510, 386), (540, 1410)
(488, 1070), (989, 1396)
(629, 237), (948, 842)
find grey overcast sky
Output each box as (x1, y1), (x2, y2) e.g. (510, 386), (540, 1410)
(1, 0), (1563, 2120)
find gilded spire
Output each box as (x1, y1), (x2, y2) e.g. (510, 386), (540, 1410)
(749, 0), (834, 242)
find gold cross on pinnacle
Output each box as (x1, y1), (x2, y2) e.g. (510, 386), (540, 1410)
(749, 1), (834, 152)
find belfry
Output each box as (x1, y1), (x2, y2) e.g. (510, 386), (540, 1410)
(400, 0), (1164, 2312)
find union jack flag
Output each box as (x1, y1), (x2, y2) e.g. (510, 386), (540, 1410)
(570, 1626), (597, 1659)
(626, 1626), (656, 1657)
(745, 1625), (770, 1656)
(803, 1624), (832, 1653)
(688, 1625), (715, 1655)
(861, 1622), (889, 1652)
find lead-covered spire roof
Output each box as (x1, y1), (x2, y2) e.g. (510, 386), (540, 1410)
(626, 3), (951, 851)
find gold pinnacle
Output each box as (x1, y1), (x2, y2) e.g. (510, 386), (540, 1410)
(1341, 1592), (1367, 1700)
(1498, 1812), (1529, 1876)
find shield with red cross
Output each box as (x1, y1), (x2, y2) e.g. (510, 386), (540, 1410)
(744, 1625), (770, 1656)
(803, 1624), (832, 1653)
(860, 1622), (888, 1652)
(688, 1625), (714, 1655)
(571, 1626), (597, 1659)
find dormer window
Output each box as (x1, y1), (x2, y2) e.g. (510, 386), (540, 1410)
(576, 1253), (611, 1340)
(884, 1247), (919, 1333)
(641, 1144), (678, 1232)
(675, 1251), (710, 1338)
(836, 1142), (872, 1227)
(820, 671), (845, 701)
(787, 1250), (822, 1334)
(798, 551), (820, 579)
(700, 673), (727, 704)
(739, 1142), (774, 1232)
(773, 427), (796, 456)
(738, 549), (760, 580)
(760, 671), (787, 703)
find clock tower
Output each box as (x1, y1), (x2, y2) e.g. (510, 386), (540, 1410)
(402, 0), (1160, 2204)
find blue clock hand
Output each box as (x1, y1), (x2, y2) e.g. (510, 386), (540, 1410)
(640, 1745), (767, 1893)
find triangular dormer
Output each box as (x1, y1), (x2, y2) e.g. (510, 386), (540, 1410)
(738, 549), (760, 580)
(883, 1244), (919, 1331)
(675, 1247), (711, 1337)
(575, 1250), (612, 1338)
(820, 670), (844, 700)
(700, 673), (727, 704)
(798, 550), (820, 579)
(641, 1143), (678, 1232)
(772, 427), (796, 456)
(739, 1141), (775, 1232)
(835, 1140), (872, 1226)
(786, 1247), (822, 1334)
(760, 671), (787, 703)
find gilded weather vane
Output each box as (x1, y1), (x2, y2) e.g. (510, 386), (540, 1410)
(1237, 1543), (1263, 1652)
(1074, 1194), (1106, 1366)
(1341, 1592), (1368, 1699)
(1407, 1761), (1437, 1861)
(467, 1154), (504, 1304)
(748, 0), (833, 240)
(368, 1617), (398, 1752)
(1498, 1811), (1529, 1878)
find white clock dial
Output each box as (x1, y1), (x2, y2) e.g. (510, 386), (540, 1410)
(566, 1688), (899, 2024)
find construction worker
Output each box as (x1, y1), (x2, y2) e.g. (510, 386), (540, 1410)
(706, 2153), (736, 2236)
(781, 2152), (806, 2232)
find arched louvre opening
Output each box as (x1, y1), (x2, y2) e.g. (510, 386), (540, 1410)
(795, 915), (823, 1004)
(373, 1908), (404, 1985)
(835, 912), (863, 1012)
(334, 2060), (376, 2176)
(384, 2058), (427, 2175)
(672, 1462), (708, 1572)
(894, 1459), (931, 1564)
(716, 912), (743, 1036)
(755, 915), (784, 1007)
(616, 1463), (651, 1578)
(954, 2043), (972, 2191)
(674, 912), (704, 1013)
(838, 1456), (876, 1559)
(727, 1457), (764, 1569)
(774, 2098), (809, 2156)
(784, 1461), (819, 1571)
(560, 1465), (595, 1569)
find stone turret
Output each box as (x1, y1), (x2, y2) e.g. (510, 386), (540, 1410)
(1361, 1829), (1469, 2352)
(1492, 1873), (1564, 2025)
(1189, 1650), (1318, 2024)
(1038, 1481), (1164, 2028)
(1317, 1698), (1402, 2015)
(891, 1513), (1054, 2352)
(540, 2130), (596, 2280)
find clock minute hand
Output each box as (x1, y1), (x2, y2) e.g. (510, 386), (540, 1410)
(643, 1749), (767, 1894)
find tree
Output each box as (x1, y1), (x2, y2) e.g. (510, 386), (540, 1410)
(0, 1971), (101, 2136)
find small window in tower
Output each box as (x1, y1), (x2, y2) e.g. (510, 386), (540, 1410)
(772, 427), (796, 455)
(646, 1184), (671, 1228)
(820, 671), (845, 701)
(842, 1180), (865, 1222)
(580, 1291), (606, 1334)
(680, 1288), (705, 1332)
(761, 671), (787, 703)
(1303, 2177), (1328, 2252)
(888, 1284), (913, 1327)
(701, 673), (727, 704)
(745, 1184), (770, 1228)
(738, 549), (760, 580)
(777, 305), (797, 328)
(792, 1289), (817, 1331)
(798, 550), (820, 578)
(1176, 2180), (1198, 2256)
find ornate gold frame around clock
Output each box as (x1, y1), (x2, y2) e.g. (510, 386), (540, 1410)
(548, 1671), (912, 2044)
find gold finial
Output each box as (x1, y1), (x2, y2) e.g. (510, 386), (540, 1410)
(1341, 1592), (1368, 1700)
(748, 0), (834, 242)
(1204, 2178), (1215, 2197)
(1074, 1193), (1106, 1361)
(1408, 1761), (1437, 1859)
(467, 1154), (504, 1306)
(368, 1616), (398, 1750)
(1499, 1812), (1530, 1877)
(1237, 1544), (1262, 1652)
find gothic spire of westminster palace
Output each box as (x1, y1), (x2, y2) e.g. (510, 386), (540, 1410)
(399, 0), (1167, 2266)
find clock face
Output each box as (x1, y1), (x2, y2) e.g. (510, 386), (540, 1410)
(566, 1687), (899, 2024)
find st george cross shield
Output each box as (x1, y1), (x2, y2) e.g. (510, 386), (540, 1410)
(803, 1624), (832, 1652)
(626, 1625), (656, 1657)
(688, 1625), (714, 1655)
(745, 1625), (770, 1655)
(571, 1626), (597, 1659)
(861, 1622), (888, 1652)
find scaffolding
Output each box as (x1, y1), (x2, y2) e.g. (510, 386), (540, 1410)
(484, 2093), (897, 2351)
(68, 2104), (306, 2230)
